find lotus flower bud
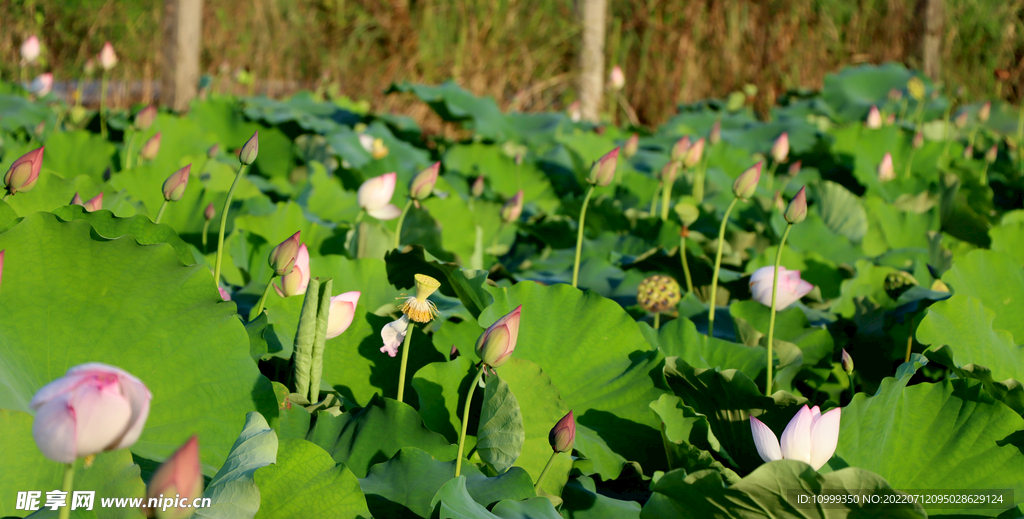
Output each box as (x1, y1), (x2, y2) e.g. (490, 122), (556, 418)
(274, 244), (309, 298)
(732, 161), (762, 200)
(409, 162), (440, 200)
(637, 275), (681, 313)
(912, 132), (924, 149)
(788, 160), (802, 176)
(143, 436), (203, 519)
(134, 105), (157, 131)
(772, 190), (785, 212)
(877, 153), (895, 182)
(671, 136), (691, 163)
(84, 58), (96, 76)
(84, 193), (103, 212)
(567, 101), (581, 123)
(963, 145), (974, 160)
(29, 363), (151, 463)
(954, 111), (968, 129)
(358, 172), (401, 220)
(476, 305), (521, 368)
(886, 114), (896, 126)
(623, 133), (640, 158)
(660, 161), (679, 184)
(327, 291), (360, 339)
(268, 231), (301, 276)
(684, 138), (705, 168)
(21, 36), (40, 64)
(588, 147), (620, 186)
(608, 65), (625, 91)
(162, 164), (191, 202)
(986, 145), (998, 163)
(29, 73), (53, 97)
(239, 131), (259, 165)
(888, 88), (902, 102)
(866, 106), (882, 129)
(207, 144), (220, 158)
(771, 132), (789, 163)
(979, 101), (991, 123)
(907, 77), (925, 101)
(204, 202), (215, 221)
(841, 349), (854, 374)
(501, 190), (524, 223)
(4, 147), (44, 196)
(471, 175), (485, 198)
(98, 41), (118, 71)
(141, 132), (162, 161)
(70, 192), (84, 207)
(549, 410), (576, 453)
(709, 120), (722, 144)
(784, 186), (807, 224)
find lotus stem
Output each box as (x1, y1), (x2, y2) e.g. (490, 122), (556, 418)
(653, 312), (660, 330)
(393, 198), (414, 250)
(396, 321), (416, 402)
(693, 158), (708, 203)
(680, 235), (694, 294)
(534, 451), (558, 493)
(571, 185), (595, 288)
(904, 149), (917, 179)
(58, 463), (74, 519)
(650, 182), (661, 215)
(213, 162), (248, 283)
(154, 200), (168, 224)
(765, 222), (793, 395)
(765, 161), (779, 192)
(904, 315), (915, 363)
(253, 273), (277, 317)
(707, 197), (739, 337)
(455, 363), (488, 477)
(123, 131), (136, 171)
(202, 219), (211, 253)
(99, 73), (109, 139)
(660, 174), (673, 221)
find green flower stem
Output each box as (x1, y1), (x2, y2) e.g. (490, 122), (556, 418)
(904, 148), (918, 179)
(396, 320), (416, 402)
(848, 371), (856, 403)
(660, 173), (673, 221)
(707, 197), (739, 337)
(393, 198), (414, 250)
(253, 273), (277, 317)
(154, 200), (168, 224)
(694, 158), (708, 203)
(765, 162), (779, 192)
(765, 222), (793, 395)
(649, 182), (661, 215)
(980, 163), (989, 186)
(2, 193), (9, 202)
(571, 185), (595, 288)
(940, 105), (953, 160)
(898, 99), (908, 122)
(653, 312), (661, 330)
(58, 463), (74, 519)
(904, 315), (915, 363)
(213, 162), (248, 283)
(491, 222), (505, 257)
(123, 131), (136, 171)
(455, 363), (488, 477)
(679, 235), (694, 294)
(99, 73), (109, 139)
(534, 451), (559, 493)
(201, 219), (211, 253)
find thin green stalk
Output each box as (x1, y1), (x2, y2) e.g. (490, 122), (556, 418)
(2, 193), (9, 202)
(123, 131), (136, 171)
(848, 373), (855, 403)
(202, 219), (211, 253)
(660, 173), (673, 221)
(904, 148), (917, 179)
(253, 273), (277, 317)
(765, 162), (779, 192)
(897, 99), (908, 123)
(694, 158), (708, 203)
(980, 163), (989, 186)
(765, 223), (793, 396)
(679, 235), (694, 294)
(534, 451), (559, 493)
(393, 198), (414, 250)
(653, 312), (660, 330)
(213, 163), (248, 283)
(396, 320), (416, 402)
(904, 315), (915, 363)
(571, 185), (595, 288)
(154, 200), (168, 224)
(455, 363), (488, 477)
(940, 105), (953, 160)
(58, 463), (74, 519)
(649, 182), (661, 215)
(491, 222), (505, 257)
(707, 197), (739, 337)
(100, 73), (109, 139)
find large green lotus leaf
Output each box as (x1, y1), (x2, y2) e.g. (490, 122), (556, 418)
(188, 98), (263, 151)
(0, 409), (146, 519)
(105, 155), (207, 222)
(989, 211), (1024, 265)
(306, 395), (457, 478)
(743, 246), (842, 300)
(196, 412), (278, 519)
(642, 318), (765, 383)
(387, 81), (516, 141)
(478, 282), (665, 478)
(641, 461), (926, 519)
(559, 476), (642, 519)
(827, 124), (936, 202)
(941, 249), (1024, 342)
(2, 171), (103, 216)
(232, 201), (343, 260)
(0, 213), (276, 473)
(413, 355), (476, 444)
(490, 498), (562, 519)
(821, 63), (939, 122)
(307, 255), (392, 314)
(729, 301), (833, 369)
(358, 447), (535, 518)
(917, 295), (1023, 382)
(861, 197), (938, 256)
(42, 130), (117, 183)
(420, 182), (512, 266)
(0, 200), (18, 231)
(815, 180), (867, 243)
(442, 142), (559, 213)
(477, 374), (525, 474)
(770, 211), (864, 266)
(923, 346), (1024, 418)
(52, 205), (194, 265)
(430, 476), (501, 519)
(241, 92), (357, 134)
(385, 245), (494, 320)
(831, 260), (899, 318)
(302, 164), (361, 224)
(0, 93), (52, 133)
(253, 438), (370, 519)
(833, 367), (1024, 515)
(649, 394), (739, 482)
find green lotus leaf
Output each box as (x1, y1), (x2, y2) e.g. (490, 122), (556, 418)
(649, 394), (739, 482)
(477, 374), (525, 474)
(387, 81), (516, 141)
(941, 249), (1024, 342)
(430, 476), (501, 519)
(641, 317), (765, 383)
(52, 204), (194, 265)
(42, 130), (116, 183)
(989, 210), (1024, 265)
(917, 295), (1023, 383)
(559, 476), (642, 519)
(442, 142), (559, 213)
(253, 438), (370, 519)
(197, 412), (279, 519)
(490, 497), (562, 519)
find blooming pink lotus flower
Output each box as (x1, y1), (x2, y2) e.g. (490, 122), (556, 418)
(274, 244), (309, 297)
(327, 291), (361, 339)
(749, 266), (814, 309)
(865, 106), (882, 129)
(98, 41), (118, 71)
(608, 65), (625, 91)
(877, 152), (895, 182)
(21, 35), (41, 64)
(501, 190), (524, 223)
(476, 305), (522, 368)
(29, 363), (152, 463)
(29, 73), (53, 97)
(750, 405), (841, 470)
(358, 173), (401, 220)
(380, 314), (410, 357)
(143, 436), (202, 519)
(771, 132), (789, 163)
(4, 147), (44, 196)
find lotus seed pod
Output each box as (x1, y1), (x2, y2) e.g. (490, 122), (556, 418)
(637, 275), (682, 313)
(398, 274), (441, 323)
(884, 271), (919, 300)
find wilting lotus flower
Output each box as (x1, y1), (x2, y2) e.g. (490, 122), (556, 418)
(380, 314), (411, 357)
(588, 147), (619, 187)
(21, 35), (40, 64)
(409, 162), (440, 200)
(358, 172), (401, 220)
(274, 244), (309, 297)
(749, 405), (841, 471)
(30, 363), (152, 463)
(749, 266), (814, 309)
(398, 274), (440, 323)
(98, 42), (118, 71)
(476, 305), (521, 368)
(143, 436), (202, 519)
(239, 131), (258, 165)
(865, 106), (882, 129)
(501, 190), (524, 223)
(549, 410), (575, 453)
(623, 133), (640, 158)
(877, 152), (895, 182)
(771, 132), (789, 163)
(327, 291), (360, 339)
(28, 73), (53, 97)
(141, 132), (162, 161)
(684, 138), (705, 168)
(134, 105), (157, 131)
(732, 162), (762, 200)
(84, 193), (103, 212)
(608, 65), (625, 91)
(162, 164), (191, 202)
(4, 147), (44, 196)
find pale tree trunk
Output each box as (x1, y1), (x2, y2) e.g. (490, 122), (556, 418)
(578, 0), (607, 123)
(161, 0), (203, 112)
(917, 0), (944, 80)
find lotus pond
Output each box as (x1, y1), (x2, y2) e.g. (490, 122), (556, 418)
(1, 63), (1023, 518)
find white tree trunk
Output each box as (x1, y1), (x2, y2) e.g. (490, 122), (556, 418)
(578, 0), (607, 123)
(161, 0), (203, 111)
(917, 0), (944, 80)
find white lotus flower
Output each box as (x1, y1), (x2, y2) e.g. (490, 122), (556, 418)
(380, 315), (411, 357)
(749, 405), (841, 470)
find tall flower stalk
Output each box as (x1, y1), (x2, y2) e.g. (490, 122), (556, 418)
(707, 162), (761, 336)
(395, 163), (440, 249)
(674, 200), (699, 295)
(395, 274), (441, 401)
(97, 42), (117, 140)
(573, 148), (618, 288)
(764, 187), (807, 395)
(213, 131), (258, 284)
(536, 411), (574, 492)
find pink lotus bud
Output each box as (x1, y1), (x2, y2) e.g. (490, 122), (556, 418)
(568, 101), (582, 123)
(671, 136), (691, 163)
(274, 244), (309, 298)
(986, 145), (998, 163)
(204, 202), (216, 221)
(588, 147), (620, 186)
(865, 106), (882, 129)
(623, 133), (640, 158)
(912, 132), (924, 149)
(660, 161), (679, 184)
(84, 192), (103, 212)
(327, 291), (360, 339)
(449, 344), (460, 361)
(549, 410), (576, 453)
(357, 172), (401, 220)
(772, 190), (785, 212)
(141, 132), (162, 161)
(501, 190), (524, 223)
(98, 41), (118, 71)
(979, 101), (991, 123)
(239, 131), (258, 165)
(409, 162), (440, 200)
(750, 405), (840, 471)
(143, 436), (203, 519)
(748, 266), (814, 309)
(888, 88), (902, 102)
(162, 164), (191, 202)
(29, 73), (53, 97)
(21, 36), (41, 64)
(788, 160), (802, 176)
(709, 120), (722, 144)
(84, 58), (96, 76)
(841, 349), (854, 374)
(954, 111), (968, 129)
(608, 65), (625, 91)
(29, 363), (152, 463)
(784, 186), (807, 224)
(218, 286), (232, 302)
(885, 113), (896, 126)
(134, 105), (157, 131)
(771, 132), (789, 163)
(877, 153), (895, 182)
(471, 175), (485, 198)
(207, 144), (220, 158)
(475, 305), (521, 368)
(4, 147), (44, 196)
(70, 192), (84, 207)
(684, 138), (705, 168)
(732, 161), (761, 200)
(963, 145), (974, 160)
(268, 231), (301, 276)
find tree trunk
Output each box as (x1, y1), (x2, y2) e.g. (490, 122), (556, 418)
(161, 0), (203, 112)
(578, 0), (607, 123)
(917, 0), (944, 80)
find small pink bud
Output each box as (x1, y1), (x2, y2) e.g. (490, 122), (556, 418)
(134, 105), (157, 131)
(878, 153), (895, 182)
(963, 145), (974, 160)
(771, 132), (789, 163)
(709, 120), (722, 144)
(218, 286), (232, 302)
(888, 88), (902, 102)
(471, 175), (485, 198)
(21, 36), (40, 64)
(70, 192), (84, 207)
(588, 147), (620, 186)
(239, 131), (259, 165)
(671, 136), (691, 163)
(886, 113), (896, 126)
(732, 161), (762, 200)
(4, 147), (44, 196)
(141, 132), (162, 161)
(567, 100), (581, 123)
(986, 145), (998, 163)
(204, 202), (216, 221)
(549, 410), (576, 453)
(98, 41), (118, 71)
(501, 190), (524, 223)
(84, 193), (103, 212)
(684, 138), (705, 168)
(841, 349), (854, 374)
(608, 65), (625, 91)
(162, 164), (191, 202)
(409, 162), (440, 200)
(979, 101), (991, 123)
(866, 106), (882, 129)
(954, 111), (968, 129)
(83, 58), (96, 76)
(143, 435), (203, 519)
(476, 305), (521, 368)
(269, 231), (301, 276)
(660, 161), (679, 184)
(784, 186), (807, 224)
(274, 244), (309, 298)
(913, 131), (924, 149)
(788, 160), (802, 176)
(623, 133), (640, 158)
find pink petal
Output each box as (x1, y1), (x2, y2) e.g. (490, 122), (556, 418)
(367, 203), (402, 221)
(32, 393), (78, 463)
(780, 405), (813, 465)
(380, 315), (409, 356)
(357, 172), (397, 212)
(69, 379), (132, 456)
(326, 291), (361, 339)
(108, 373), (153, 450)
(749, 416), (783, 463)
(808, 407), (841, 470)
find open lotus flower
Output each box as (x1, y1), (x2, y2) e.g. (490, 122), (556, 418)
(750, 405), (841, 470)
(28, 73), (53, 97)
(98, 41), (118, 70)
(327, 291), (360, 339)
(749, 266), (814, 309)
(143, 435), (202, 519)
(358, 172), (401, 220)
(21, 35), (41, 64)
(380, 314), (411, 357)
(274, 244), (309, 297)
(30, 363), (151, 463)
